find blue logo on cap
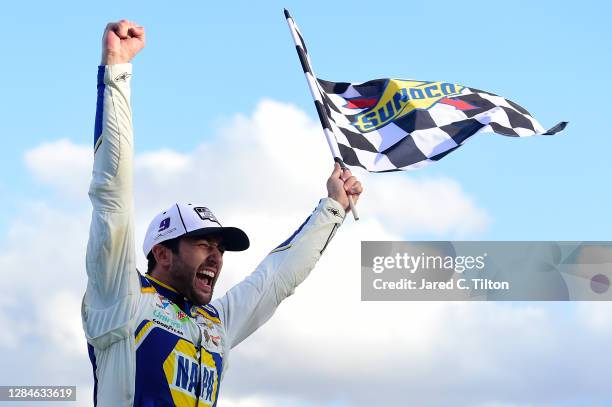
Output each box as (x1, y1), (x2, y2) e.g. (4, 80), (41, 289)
(158, 217), (171, 232)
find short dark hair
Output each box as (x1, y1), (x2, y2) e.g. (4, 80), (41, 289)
(147, 237), (181, 273)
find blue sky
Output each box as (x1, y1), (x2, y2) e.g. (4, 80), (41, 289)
(1, 1), (611, 406)
(1, 0), (611, 239)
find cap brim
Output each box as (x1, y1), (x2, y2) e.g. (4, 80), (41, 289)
(184, 226), (250, 251)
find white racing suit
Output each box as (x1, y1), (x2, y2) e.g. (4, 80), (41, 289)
(82, 64), (345, 407)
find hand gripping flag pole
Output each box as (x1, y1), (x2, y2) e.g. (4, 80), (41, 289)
(284, 9), (360, 221)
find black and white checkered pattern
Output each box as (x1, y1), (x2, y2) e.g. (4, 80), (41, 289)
(285, 10), (567, 173)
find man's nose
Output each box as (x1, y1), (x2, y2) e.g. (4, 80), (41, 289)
(207, 248), (223, 263)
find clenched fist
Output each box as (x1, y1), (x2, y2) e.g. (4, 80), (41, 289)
(101, 20), (145, 65)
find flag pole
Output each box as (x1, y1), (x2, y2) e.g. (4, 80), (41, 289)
(284, 9), (359, 221)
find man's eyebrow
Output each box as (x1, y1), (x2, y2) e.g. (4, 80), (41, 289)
(191, 237), (223, 244)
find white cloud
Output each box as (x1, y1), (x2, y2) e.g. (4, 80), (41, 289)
(0, 202), (90, 387)
(24, 100), (489, 241)
(576, 302), (612, 334)
(4, 99), (609, 406)
(0, 295), (31, 349)
(36, 291), (88, 355)
(360, 174), (490, 237)
(24, 139), (92, 198)
(220, 394), (316, 407)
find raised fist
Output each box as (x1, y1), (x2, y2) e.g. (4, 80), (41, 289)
(101, 20), (145, 65)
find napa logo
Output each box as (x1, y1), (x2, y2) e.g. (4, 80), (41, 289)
(349, 79), (470, 132)
(170, 351), (217, 402)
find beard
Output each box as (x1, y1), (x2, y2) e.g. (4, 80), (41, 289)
(169, 255), (214, 305)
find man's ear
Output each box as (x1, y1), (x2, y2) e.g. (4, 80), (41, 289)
(152, 244), (173, 269)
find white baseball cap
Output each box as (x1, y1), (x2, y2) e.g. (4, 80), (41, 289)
(143, 203), (249, 257)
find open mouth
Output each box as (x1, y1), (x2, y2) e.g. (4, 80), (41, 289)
(196, 269), (215, 290)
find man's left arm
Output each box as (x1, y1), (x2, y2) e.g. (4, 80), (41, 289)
(212, 163), (362, 348)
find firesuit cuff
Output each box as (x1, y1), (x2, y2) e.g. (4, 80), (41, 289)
(318, 197), (346, 223)
(97, 63), (133, 86)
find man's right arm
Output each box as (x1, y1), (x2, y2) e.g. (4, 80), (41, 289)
(212, 164), (363, 349)
(82, 21), (145, 346)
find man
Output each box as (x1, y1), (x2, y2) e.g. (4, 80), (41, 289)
(82, 20), (363, 407)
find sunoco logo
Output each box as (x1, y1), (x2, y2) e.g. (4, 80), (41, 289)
(349, 80), (475, 132)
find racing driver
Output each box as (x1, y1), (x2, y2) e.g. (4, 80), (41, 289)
(81, 20), (363, 407)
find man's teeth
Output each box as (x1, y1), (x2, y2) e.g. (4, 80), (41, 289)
(198, 270), (215, 278)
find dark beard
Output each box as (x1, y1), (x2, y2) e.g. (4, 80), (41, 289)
(170, 255), (210, 305)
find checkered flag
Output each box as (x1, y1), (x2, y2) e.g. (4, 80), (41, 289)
(285, 10), (567, 173)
